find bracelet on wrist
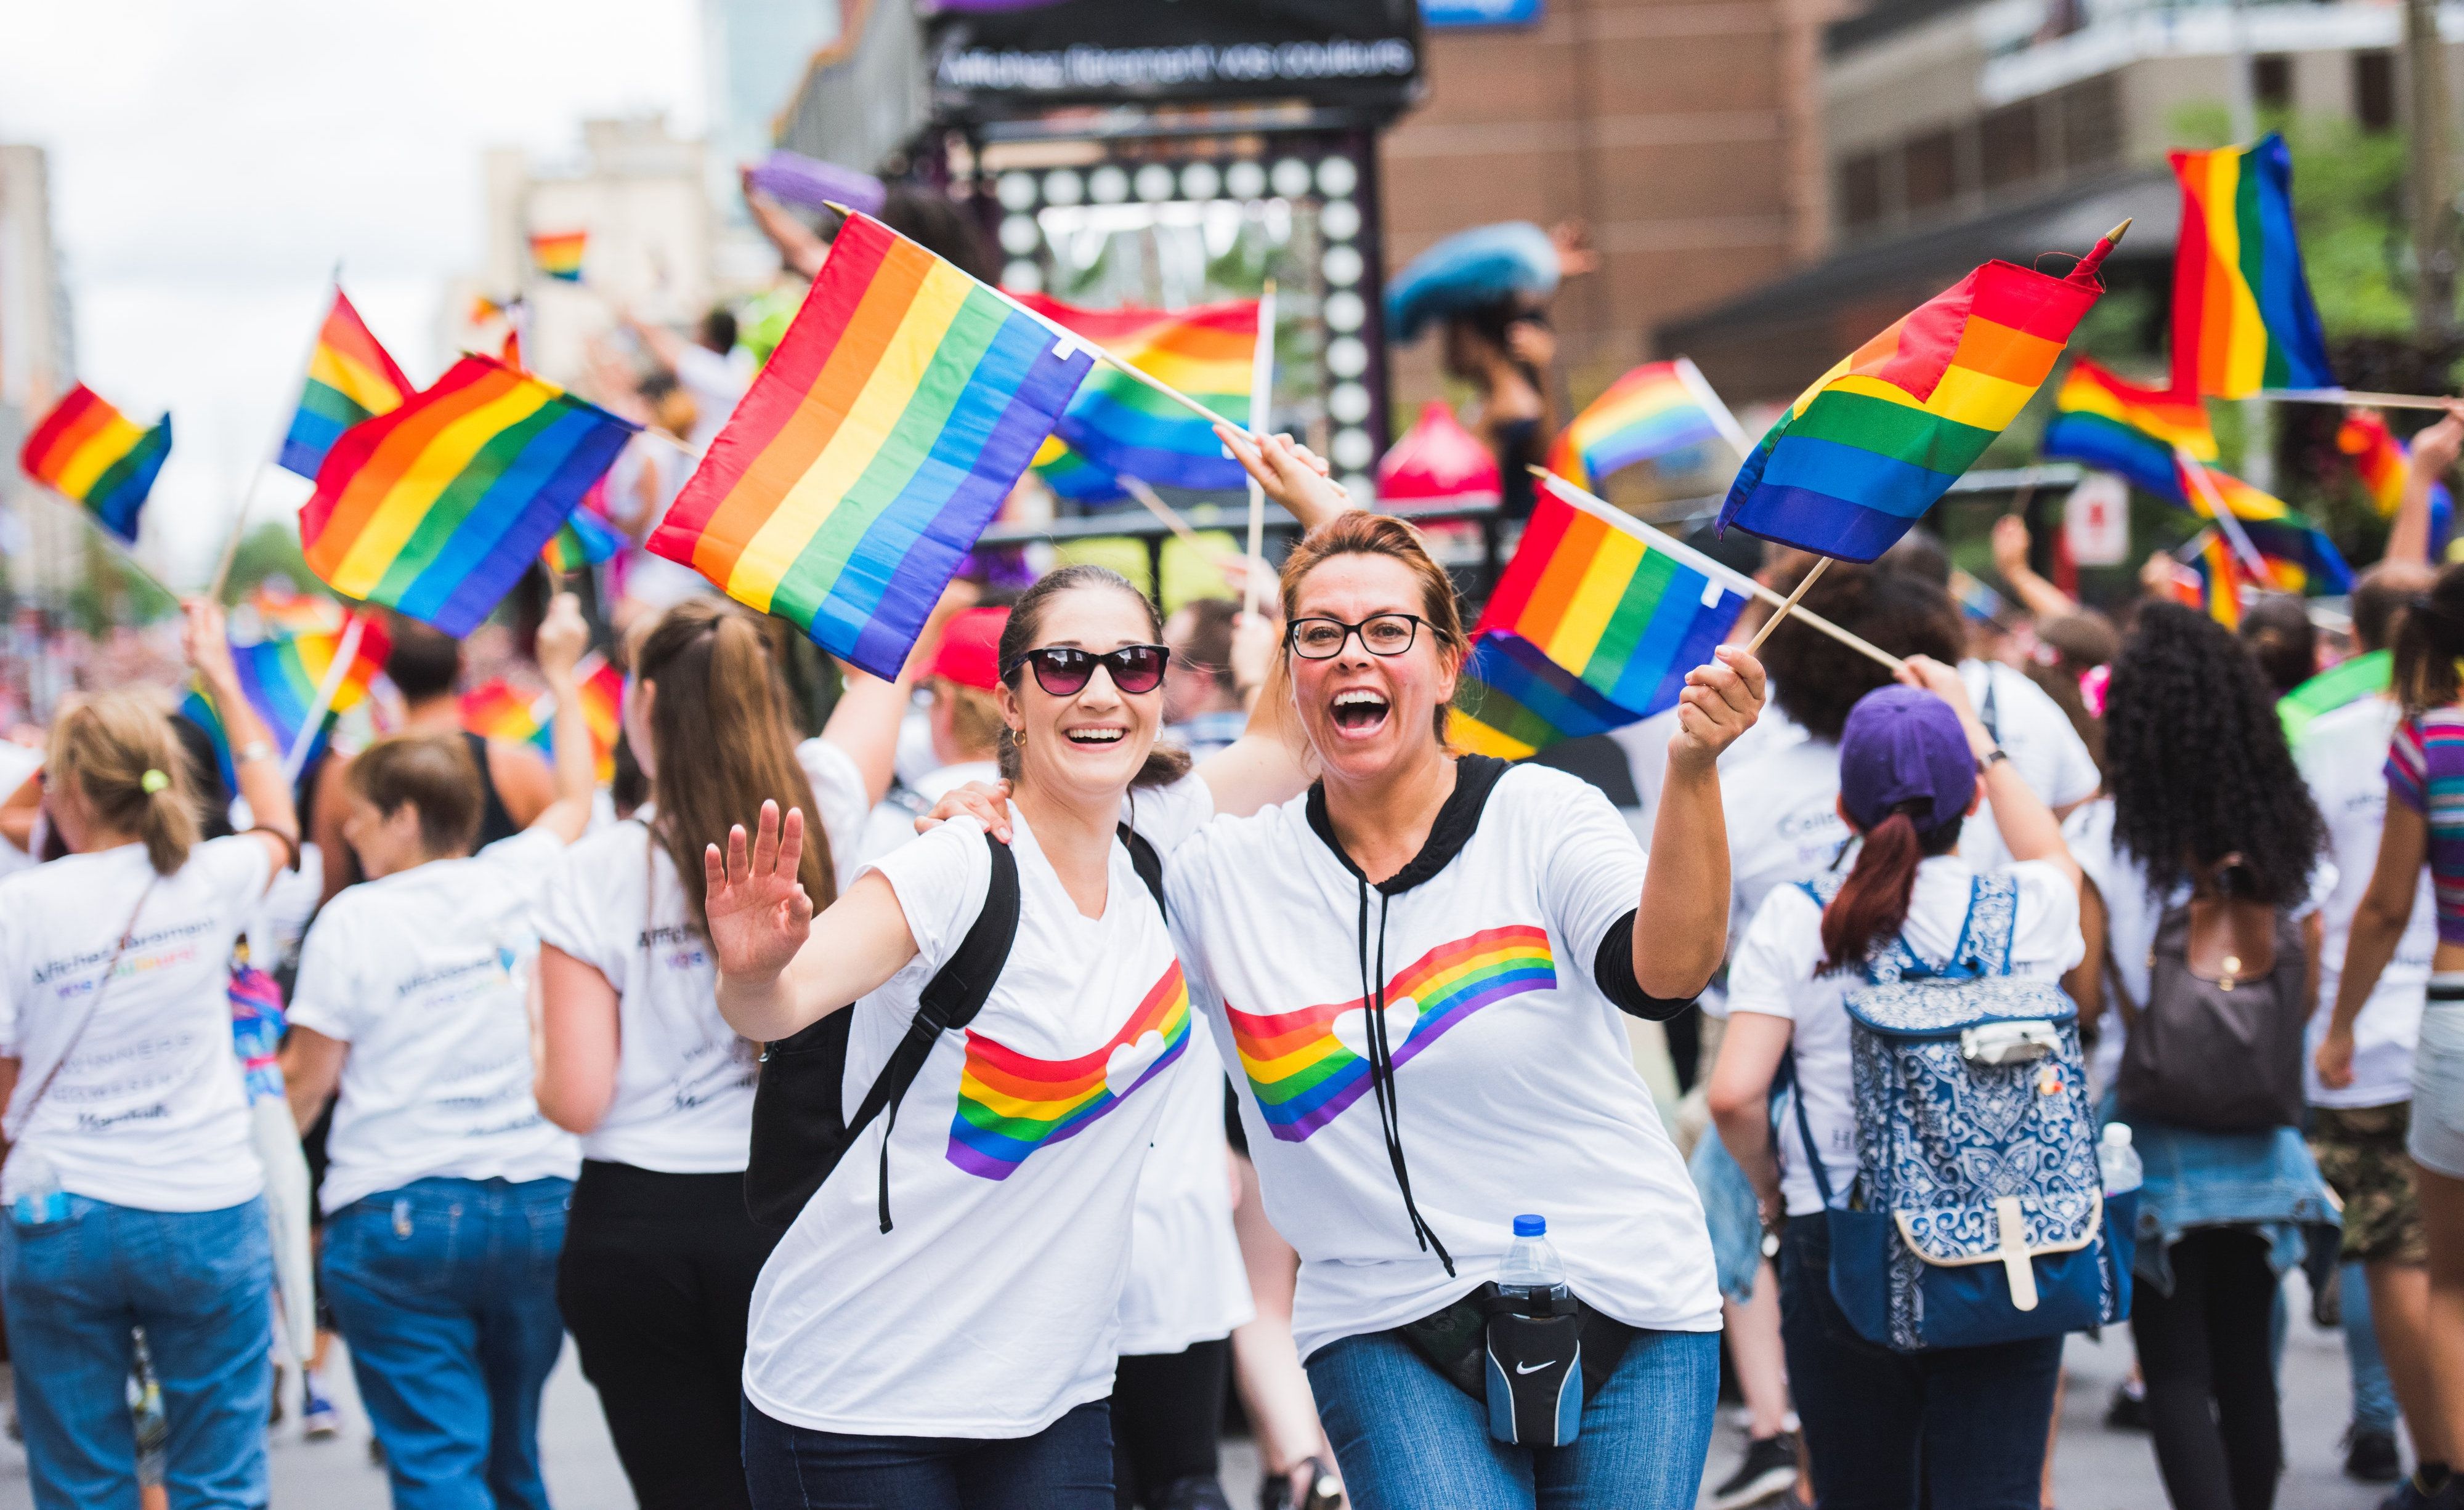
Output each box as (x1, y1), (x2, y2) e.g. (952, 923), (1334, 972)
(235, 741), (275, 765)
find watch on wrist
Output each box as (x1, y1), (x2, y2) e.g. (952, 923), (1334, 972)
(1978, 747), (2011, 773)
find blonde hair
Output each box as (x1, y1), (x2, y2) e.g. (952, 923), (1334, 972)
(49, 692), (201, 876)
(934, 678), (1005, 761)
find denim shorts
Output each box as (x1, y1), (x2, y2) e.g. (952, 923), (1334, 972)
(2413, 984), (2464, 1181)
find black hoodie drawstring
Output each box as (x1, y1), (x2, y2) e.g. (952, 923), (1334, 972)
(1355, 873), (1454, 1277)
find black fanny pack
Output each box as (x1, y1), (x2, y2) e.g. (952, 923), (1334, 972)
(1393, 1283), (1635, 1447)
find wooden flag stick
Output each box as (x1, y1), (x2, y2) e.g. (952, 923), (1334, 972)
(1244, 280), (1277, 616)
(1744, 556), (1832, 654)
(1117, 474), (1230, 558)
(2263, 389), (2456, 413)
(2173, 444), (2276, 583)
(282, 612), (367, 780)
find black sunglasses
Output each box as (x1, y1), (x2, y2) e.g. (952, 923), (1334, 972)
(1003, 644), (1171, 697)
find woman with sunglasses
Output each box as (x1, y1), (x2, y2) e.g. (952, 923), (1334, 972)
(704, 445), (1347, 1509)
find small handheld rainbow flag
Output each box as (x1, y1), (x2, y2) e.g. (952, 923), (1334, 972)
(460, 653), (625, 781)
(18, 384), (172, 543)
(1020, 294), (1258, 494)
(277, 289), (413, 479)
(180, 614), (395, 788)
(2188, 529), (2245, 628)
(530, 231), (587, 283)
(300, 354), (637, 636)
(649, 212), (1096, 679)
(1453, 474), (1754, 759)
(2339, 410), (2453, 552)
(1547, 358), (1740, 489)
(1717, 231), (2113, 560)
(2176, 453), (2353, 594)
(541, 502), (625, 575)
(246, 584), (346, 638)
(2039, 360), (2215, 502)
(2170, 135), (2333, 397)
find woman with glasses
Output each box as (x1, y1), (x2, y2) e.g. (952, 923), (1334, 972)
(703, 443), (1347, 1509)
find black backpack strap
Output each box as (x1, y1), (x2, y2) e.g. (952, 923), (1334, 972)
(848, 831), (1021, 1232)
(1117, 822), (1165, 919)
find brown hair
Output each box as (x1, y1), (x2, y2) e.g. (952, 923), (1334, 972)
(2396, 559), (2464, 713)
(934, 678), (1006, 761)
(49, 692), (202, 876)
(1277, 512), (1469, 743)
(349, 733), (484, 858)
(1819, 805), (1966, 975)
(637, 599), (834, 933)
(995, 565), (1193, 789)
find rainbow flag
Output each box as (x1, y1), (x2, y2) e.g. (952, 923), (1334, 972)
(2340, 410), (2453, 551)
(530, 231), (586, 283)
(1547, 359), (1733, 488)
(946, 961), (1189, 1179)
(1031, 437), (1127, 503)
(2189, 530), (2245, 628)
(277, 289), (413, 479)
(17, 384), (172, 543)
(460, 653), (624, 781)
(2039, 360), (2214, 502)
(2170, 135), (2333, 397)
(182, 615), (395, 785)
(300, 354), (637, 636)
(2177, 454), (2353, 594)
(246, 585), (346, 638)
(1718, 238), (2112, 560)
(1454, 475), (1754, 759)
(541, 504), (624, 574)
(1020, 294), (1258, 493)
(647, 212), (1096, 679)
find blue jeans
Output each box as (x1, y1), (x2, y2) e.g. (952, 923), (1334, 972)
(1780, 1211), (2062, 1509)
(1303, 1323), (1717, 1509)
(322, 1176), (572, 1510)
(741, 1397), (1113, 1509)
(0, 1194), (273, 1509)
(2341, 1259), (2399, 1434)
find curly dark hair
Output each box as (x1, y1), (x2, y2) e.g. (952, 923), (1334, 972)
(1761, 562), (1965, 741)
(2104, 601), (2323, 906)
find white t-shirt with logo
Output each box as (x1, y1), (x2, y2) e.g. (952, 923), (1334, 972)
(288, 829), (582, 1213)
(1959, 660), (2101, 873)
(744, 777), (1217, 1438)
(1727, 855), (2083, 1216)
(0, 836), (272, 1212)
(1119, 1025), (1254, 1356)
(532, 737), (870, 1173)
(2295, 695), (2434, 1108)
(1165, 762), (1721, 1363)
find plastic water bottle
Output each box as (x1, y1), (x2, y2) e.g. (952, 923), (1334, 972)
(2099, 1124), (2142, 1197)
(1498, 1214), (1570, 1313)
(8, 1146), (65, 1227)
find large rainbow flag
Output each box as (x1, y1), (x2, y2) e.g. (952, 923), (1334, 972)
(2039, 359), (2215, 502)
(18, 385), (172, 543)
(460, 653), (625, 781)
(277, 289), (414, 479)
(1547, 359), (1735, 489)
(180, 614), (395, 787)
(1454, 475), (1754, 759)
(1717, 236), (2112, 560)
(1019, 294), (1258, 496)
(300, 354), (636, 636)
(2170, 135), (2334, 397)
(649, 212), (1096, 679)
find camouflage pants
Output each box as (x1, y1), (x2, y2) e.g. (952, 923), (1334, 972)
(2311, 1103), (2428, 1266)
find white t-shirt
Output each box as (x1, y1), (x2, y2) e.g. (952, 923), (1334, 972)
(1960, 660), (2101, 873)
(532, 737), (870, 1172)
(744, 776), (1217, 1438)
(860, 759), (1001, 868)
(1720, 721), (1851, 963)
(1119, 1026), (1254, 1355)
(1166, 762), (1721, 1362)
(288, 829), (582, 1213)
(0, 836), (272, 1211)
(2295, 696), (2434, 1108)
(1727, 855), (2084, 1216)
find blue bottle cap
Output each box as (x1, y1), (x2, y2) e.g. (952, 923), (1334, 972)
(1512, 1214), (1546, 1237)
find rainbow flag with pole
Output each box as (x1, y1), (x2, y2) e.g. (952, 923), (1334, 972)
(300, 354), (637, 636)
(648, 212), (1096, 679)
(1547, 359), (1736, 488)
(277, 289), (414, 479)
(1717, 232), (2114, 560)
(2169, 134), (2334, 397)
(1019, 294), (1258, 496)
(18, 385), (172, 543)
(2176, 453), (2353, 594)
(2188, 529), (2245, 629)
(460, 653), (625, 781)
(530, 231), (587, 283)
(1453, 474), (1754, 759)
(2339, 410), (2453, 551)
(2039, 359), (2215, 502)
(179, 614), (395, 789)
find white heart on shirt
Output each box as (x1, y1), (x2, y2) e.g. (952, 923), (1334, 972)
(1105, 1030), (1170, 1098)
(1332, 997), (1420, 1062)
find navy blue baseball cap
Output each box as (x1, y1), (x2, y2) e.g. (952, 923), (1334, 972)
(1838, 684), (1976, 832)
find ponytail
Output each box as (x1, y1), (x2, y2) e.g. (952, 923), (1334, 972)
(1818, 804), (1963, 975)
(49, 692), (203, 877)
(2394, 559), (2464, 713)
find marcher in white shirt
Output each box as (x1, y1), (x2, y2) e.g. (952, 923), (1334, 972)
(280, 594), (599, 1510)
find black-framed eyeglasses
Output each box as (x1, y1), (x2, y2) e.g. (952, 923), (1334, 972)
(1003, 644), (1171, 697)
(1285, 613), (1427, 660)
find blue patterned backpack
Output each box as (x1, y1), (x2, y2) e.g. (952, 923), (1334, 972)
(1793, 873), (2133, 1352)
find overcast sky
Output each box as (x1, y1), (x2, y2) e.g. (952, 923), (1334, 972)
(0, 0), (707, 579)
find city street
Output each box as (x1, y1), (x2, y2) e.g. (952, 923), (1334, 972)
(0, 1269), (2403, 1509)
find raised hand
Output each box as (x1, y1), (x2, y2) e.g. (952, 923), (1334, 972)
(537, 591), (588, 685)
(1669, 645), (1765, 772)
(181, 597), (240, 695)
(703, 800), (814, 982)
(1215, 427), (1350, 530)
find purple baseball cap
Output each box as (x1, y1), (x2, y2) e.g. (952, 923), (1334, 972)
(1838, 684), (1976, 832)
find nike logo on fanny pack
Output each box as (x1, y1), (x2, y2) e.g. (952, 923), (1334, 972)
(1514, 1360), (1552, 1375)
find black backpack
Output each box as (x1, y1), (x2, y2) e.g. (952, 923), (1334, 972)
(743, 824), (1167, 1233)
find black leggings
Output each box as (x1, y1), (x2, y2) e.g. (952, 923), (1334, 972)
(1112, 1338), (1230, 1509)
(2131, 1227), (2282, 1510)
(557, 1160), (780, 1510)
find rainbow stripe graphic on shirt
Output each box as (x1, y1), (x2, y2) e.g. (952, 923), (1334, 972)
(1225, 926), (1557, 1142)
(946, 963), (1191, 1181)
